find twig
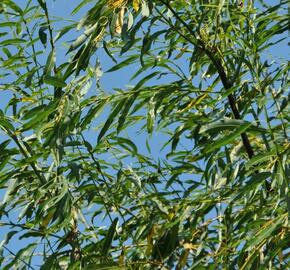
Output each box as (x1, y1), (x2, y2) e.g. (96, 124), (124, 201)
(39, 1), (61, 98)
(158, 0), (255, 159)
(2, 245), (37, 270)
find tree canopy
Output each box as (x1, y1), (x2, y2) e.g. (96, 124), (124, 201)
(0, 0), (289, 269)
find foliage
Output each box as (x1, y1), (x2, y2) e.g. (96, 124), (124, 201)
(0, 0), (289, 269)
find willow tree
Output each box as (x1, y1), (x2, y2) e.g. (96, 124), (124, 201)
(0, 0), (289, 269)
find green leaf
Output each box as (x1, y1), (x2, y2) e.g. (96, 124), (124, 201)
(0, 139), (10, 152)
(25, 69), (37, 88)
(0, 22), (18, 28)
(1, 243), (37, 270)
(0, 38), (26, 46)
(117, 93), (139, 132)
(43, 50), (55, 76)
(141, 30), (167, 56)
(101, 218), (118, 258)
(0, 110), (14, 131)
(147, 97), (155, 134)
(19, 231), (44, 239)
(106, 55), (139, 72)
(22, 104), (47, 120)
(84, 264), (122, 270)
(199, 119), (268, 135)
(20, 102), (57, 131)
(2, 0), (23, 15)
(232, 172), (272, 201)
(98, 100), (126, 142)
(133, 71), (160, 90)
(152, 223), (179, 260)
(39, 26), (48, 47)
(40, 254), (57, 270)
(80, 99), (107, 129)
(71, 0), (92, 15)
(37, 0), (47, 10)
(246, 150), (275, 169)
(113, 137), (138, 153)
(202, 122), (252, 154)
(245, 215), (286, 250)
(43, 75), (67, 87)
(103, 40), (117, 63)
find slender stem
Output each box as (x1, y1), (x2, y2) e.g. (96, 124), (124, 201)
(271, 88), (288, 140)
(2, 245), (36, 270)
(42, 3), (56, 74)
(10, 133), (46, 184)
(159, 0), (255, 159)
(0, 222), (61, 239)
(40, 1), (61, 98)
(22, 18), (41, 84)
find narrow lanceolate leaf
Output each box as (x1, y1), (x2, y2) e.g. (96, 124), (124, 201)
(20, 102), (57, 131)
(113, 137), (138, 153)
(37, 0), (47, 11)
(106, 55), (139, 72)
(98, 100), (126, 142)
(0, 39), (26, 46)
(199, 119), (268, 134)
(232, 172), (272, 201)
(0, 22), (18, 28)
(133, 72), (160, 90)
(80, 99), (107, 129)
(147, 96), (156, 134)
(152, 223), (179, 260)
(39, 26), (48, 47)
(1, 1), (23, 15)
(0, 110), (14, 131)
(102, 218), (118, 257)
(117, 93), (138, 133)
(43, 50), (56, 75)
(202, 122), (252, 154)
(103, 40), (117, 63)
(245, 150), (275, 169)
(85, 264), (121, 270)
(43, 75), (67, 87)
(244, 215), (286, 251)
(25, 69), (37, 88)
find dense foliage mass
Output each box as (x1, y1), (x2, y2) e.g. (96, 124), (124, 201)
(0, 0), (289, 269)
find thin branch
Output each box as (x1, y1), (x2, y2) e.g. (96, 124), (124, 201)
(158, 0), (255, 159)
(9, 133), (46, 184)
(2, 245), (37, 270)
(39, 1), (62, 99)
(0, 222), (61, 239)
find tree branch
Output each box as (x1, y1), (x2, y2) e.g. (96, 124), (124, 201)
(204, 51), (254, 158)
(39, 1), (62, 99)
(159, 0), (255, 159)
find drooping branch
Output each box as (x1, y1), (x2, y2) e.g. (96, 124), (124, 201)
(158, 0), (255, 159)
(204, 50), (255, 158)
